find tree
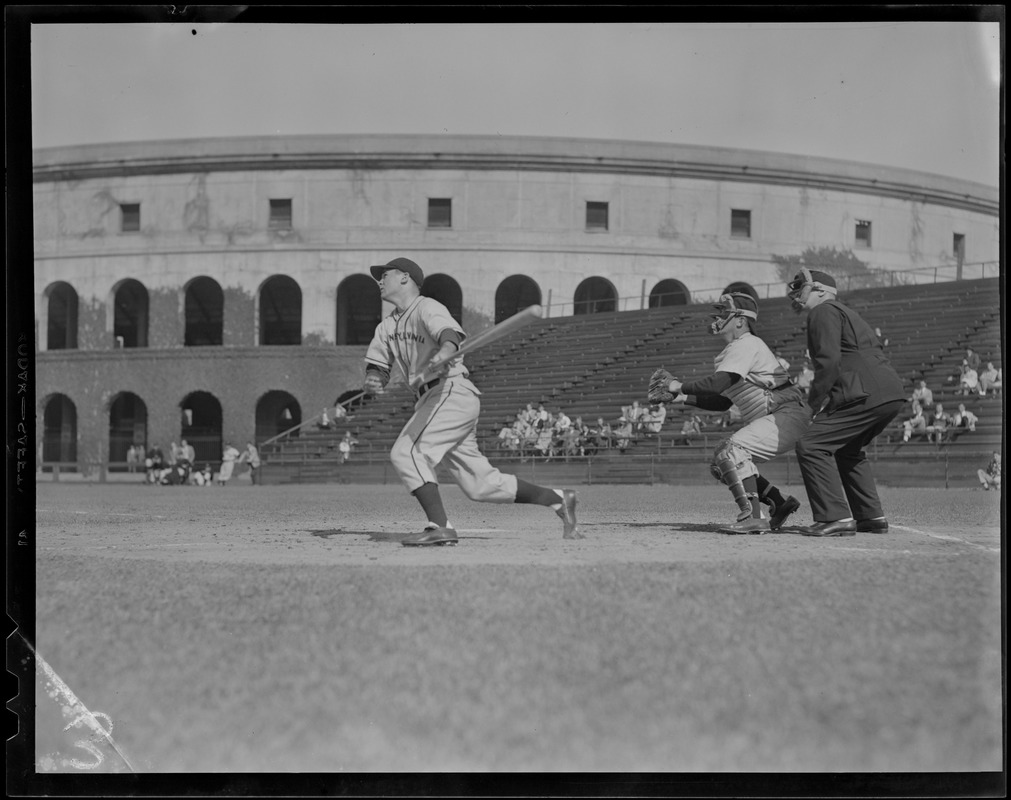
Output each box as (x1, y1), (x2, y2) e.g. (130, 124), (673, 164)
(771, 246), (896, 291)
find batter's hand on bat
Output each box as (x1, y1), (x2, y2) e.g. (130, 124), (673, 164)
(363, 373), (385, 397)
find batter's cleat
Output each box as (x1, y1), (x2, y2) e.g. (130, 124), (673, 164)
(402, 524), (458, 547)
(769, 496), (801, 531)
(556, 489), (584, 539)
(722, 516), (771, 535)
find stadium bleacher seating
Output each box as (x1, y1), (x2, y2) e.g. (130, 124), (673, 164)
(260, 277), (1001, 487)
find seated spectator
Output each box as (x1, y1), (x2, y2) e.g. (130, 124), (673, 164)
(874, 327), (889, 348)
(614, 417), (634, 453)
(560, 426), (581, 460)
(958, 364), (980, 396)
(964, 347), (981, 372)
(587, 417), (613, 454)
(621, 400), (647, 432)
(925, 403), (952, 444)
(950, 403), (978, 435)
(333, 403), (348, 421)
(910, 379), (934, 409)
(317, 408), (332, 430)
(642, 403), (667, 434)
(977, 451), (1001, 491)
(901, 400), (927, 442)
(978, 362), (1001, 396)
(497, 419), (518, 452)
(192, 463), (214, 487)
(337, 431), (358, 464)
(534, 424), (555, 460)
(553, 409), (572, 436)
(718, 405), (742, 429)
(774, 352), (791, 372)
(679, 414), (702, 446)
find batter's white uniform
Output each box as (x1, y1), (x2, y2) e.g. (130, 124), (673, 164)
(365, 296), (518, 501)
(712, 332), (811, 476)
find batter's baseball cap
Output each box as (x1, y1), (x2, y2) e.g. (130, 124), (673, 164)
(370, 257), (424, 287)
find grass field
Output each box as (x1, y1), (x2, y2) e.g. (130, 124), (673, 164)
(19, 480), (1004, 785)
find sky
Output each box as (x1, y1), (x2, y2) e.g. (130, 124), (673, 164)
(28, 18), (1003, 187)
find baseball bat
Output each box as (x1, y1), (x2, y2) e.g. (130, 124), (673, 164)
(410, 304), (544, 389)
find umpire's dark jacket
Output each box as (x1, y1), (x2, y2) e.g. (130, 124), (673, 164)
(807, 299), (905, 416)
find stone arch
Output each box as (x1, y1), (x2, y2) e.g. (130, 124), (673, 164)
(421, 273), (463, 325)
(184, 276), (224, 346)
(258, 274), (302, 345)
(45, 281), (79, 350)
(112, 278), (149, 348)
(256, 391), (302, 442)
(41, 393), (77, 470)
(648, 279), (690, 308)
(573, 276), (617, 315)
(179, 391), (223, 467)
(494, 275), (542, 323)
(723, 282), (759, 303)
(108, 391), (148, 469)
(336, 274), (382, 345)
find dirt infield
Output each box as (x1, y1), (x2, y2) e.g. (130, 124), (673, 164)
(24, 480), (1003, 778)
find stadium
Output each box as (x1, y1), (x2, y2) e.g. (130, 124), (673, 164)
(33, 134), (999, 480)
(26, 136), (1004, 783)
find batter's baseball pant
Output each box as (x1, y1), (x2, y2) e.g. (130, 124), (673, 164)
(795, 399), (904, 522)
(390, 377), (518, 502)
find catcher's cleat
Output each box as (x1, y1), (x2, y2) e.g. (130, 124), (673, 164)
(722, 515), (771, 534)
(556, 489), (584, 539)
(402, 524), (458, 547)
(769, 496), (801, 531)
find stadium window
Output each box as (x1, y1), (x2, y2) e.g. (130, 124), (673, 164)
(953, 233), (965, 264)
(428, 198), (452, 228)
(855, 219), (872, 248)
(586, 201), (609, 231)
(120, 203), (140, 232)
(269, 198), (293, 230)
(730, 209), (751, 238)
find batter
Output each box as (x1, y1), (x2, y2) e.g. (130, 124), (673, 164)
(363, 257), (581, 546)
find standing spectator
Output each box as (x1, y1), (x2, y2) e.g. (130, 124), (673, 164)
(787, 268), (905, 536)
(977, 452), (1001, 491)
(126, 444), (140, 474)
(337, 431), (358, 464)
(318, 408), (332, 430)
(978, 362), (1001, 396)
(218, 442), (241, 485)
(238, 442), (261, 484)
(621, 400), (646, 433)
(180, 439), (196, 464)
(910, 379), (934, 409)
(900, 400), (927, 443)
(167, 442), (180, 466)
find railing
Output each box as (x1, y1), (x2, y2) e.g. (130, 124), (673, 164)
(540, 261), (1000, 318)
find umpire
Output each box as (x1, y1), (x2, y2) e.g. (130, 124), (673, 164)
(787, 268), (906, 536)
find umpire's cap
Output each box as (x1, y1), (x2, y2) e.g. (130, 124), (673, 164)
(370, 257), (424, 287)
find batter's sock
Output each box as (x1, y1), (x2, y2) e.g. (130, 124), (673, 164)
(756, 475), (786, 510)
(514, 478), (563, 509)
(742, 476), (762, 517)
(412, 482), (450, 528)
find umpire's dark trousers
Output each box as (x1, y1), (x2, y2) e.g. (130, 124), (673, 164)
(795, 399), (905, 523)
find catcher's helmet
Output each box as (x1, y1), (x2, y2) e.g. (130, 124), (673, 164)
(710, 292), (758, 335)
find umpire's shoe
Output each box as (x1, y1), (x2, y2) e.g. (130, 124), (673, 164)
(402, 524), (459, 547)
(556, 489), (584, 539)
(856, 517), (889, 533)
(769, 496), (801, 531)
(799, 520), (857, 537)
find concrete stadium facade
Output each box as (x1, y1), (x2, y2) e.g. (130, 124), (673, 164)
(32, 134), (999, 471)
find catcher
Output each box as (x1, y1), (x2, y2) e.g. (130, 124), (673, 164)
(648, 293), (811, 533)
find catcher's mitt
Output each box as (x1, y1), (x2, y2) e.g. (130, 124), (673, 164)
(647, 367), (676, 404)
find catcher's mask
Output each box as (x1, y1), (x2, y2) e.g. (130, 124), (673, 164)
(710, 293), (758, 335)
(787, 267), (838, 312)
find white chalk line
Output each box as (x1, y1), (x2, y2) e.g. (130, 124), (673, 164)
(895, 524), (1001, 554)
(30, 643), (137, 772)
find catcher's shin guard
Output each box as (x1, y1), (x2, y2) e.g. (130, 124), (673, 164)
(710, 460), (753, 520)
